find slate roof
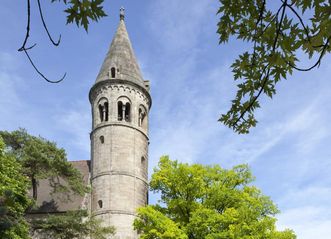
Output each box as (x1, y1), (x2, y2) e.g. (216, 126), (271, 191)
(29, 160), (91, 214)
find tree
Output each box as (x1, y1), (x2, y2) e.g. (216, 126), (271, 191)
(0, 129), (89, 201)
(30, 210), (115, 239)
(134, 156), (296, 239)
(217, 0), (331, 133)
(0, 136), (31, 239)
(0, 129), (114, 238)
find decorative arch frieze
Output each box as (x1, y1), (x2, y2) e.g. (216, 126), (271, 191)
(90, 82), (151, 109)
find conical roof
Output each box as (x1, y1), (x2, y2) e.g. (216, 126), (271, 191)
(95, 12), (145, 87)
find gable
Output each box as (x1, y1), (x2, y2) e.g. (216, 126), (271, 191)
(28, 160), (91, 214)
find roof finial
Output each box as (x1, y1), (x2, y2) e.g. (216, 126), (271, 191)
(120, 7), (125, 20)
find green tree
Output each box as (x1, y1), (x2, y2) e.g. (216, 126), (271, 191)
(134, 156), (296, 239)
(0, 129), (89, 201)
(0, 129), (114, 238)
(30, 210), (115, 239)
(0, 136), (31, 239)
(217, 0), (331, 133)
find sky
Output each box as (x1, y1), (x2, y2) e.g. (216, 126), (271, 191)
(1, 1), (331, 238)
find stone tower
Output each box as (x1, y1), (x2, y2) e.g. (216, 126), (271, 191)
(89, 9), (151, 239)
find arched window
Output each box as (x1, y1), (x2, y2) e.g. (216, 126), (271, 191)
(138, 106), (147, 129)
(118, 101), (123, 121)
(117, 97), (131, 122)
(98, 98), (109, 122)
(111, 67), (116, 78)
(98, 200), (103, 208)
(125, 103), (131, 122)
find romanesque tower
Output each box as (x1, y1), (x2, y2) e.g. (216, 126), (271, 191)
(89, 9), (151, 239)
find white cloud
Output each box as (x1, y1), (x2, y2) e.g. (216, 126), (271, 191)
(148, 0), (214, 54)
(0, 53), (27, 129)
(277, 206), (331, 239)
(149, 65), (232, 165)
(54, 100), (91, 159)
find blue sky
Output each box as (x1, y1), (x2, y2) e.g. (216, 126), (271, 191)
(1, 1), (331, 238)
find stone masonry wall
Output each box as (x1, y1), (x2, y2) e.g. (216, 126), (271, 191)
(90, 81), (150, 239)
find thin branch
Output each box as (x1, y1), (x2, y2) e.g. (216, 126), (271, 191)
(252, 0), (266, 65)
(255, 0), (266, 28)
(37, 0), (61, 46)
(22, 43), (37, 51)
(232, 2), (288, 128)
(288, 36), (331, 71)
(285, 3), (312, 41)
(23, 48), (66, 83)
(18, 0), (66, 83)
(18, 0), (31, 51)
(255, 6), (284, 40)
(231, 63), (270, 128)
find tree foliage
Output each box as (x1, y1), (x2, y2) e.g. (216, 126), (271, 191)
(52, 0), (107, 31)
(0, 129), (89, 201)
(0, 136), (31, 239)
(30, 209), (115, 239)
(218, 0), (331, 133)
(134, 156), (296, 239)
(0, 129), (114, 238)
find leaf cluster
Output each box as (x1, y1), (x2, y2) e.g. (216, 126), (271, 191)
(134, 156), (296, 239)
(30, 209), (115, 239)
(0, 129), (114, 239)
(0, 129), (89, 201)
(218, 0), (331, 133)
(0, 136), (31, 239)
(52, 0), (107, 31)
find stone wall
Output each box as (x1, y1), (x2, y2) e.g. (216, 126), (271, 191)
(90, 80), (150, 239)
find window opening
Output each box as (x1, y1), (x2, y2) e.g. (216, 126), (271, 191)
(111, 67), (116, 78)
(98, 100), (109, 122)
(141, 156), (147, 176)
(125, 103), (131, 122)
(104, 102), (109, 121)
(98, 104), (104, 122)
(118, 101), (123, 121)
(98, 200), (103, 208)
(139, 108), (146, 127)
(99, 136), (104, 144)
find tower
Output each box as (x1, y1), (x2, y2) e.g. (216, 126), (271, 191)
(89, 9), (151, 239)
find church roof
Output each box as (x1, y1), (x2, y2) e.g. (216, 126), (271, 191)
(95, 10), (145, 88)
(28, 160), (90, 214)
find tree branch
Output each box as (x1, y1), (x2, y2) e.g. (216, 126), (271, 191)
(232, 2), (288, 129)
(285, 3), (312, 42)
(17, 0), (66, 83)
(23, 48), (66, 83)
(287, 36), (331, 71)
(18, 0), (31, 52)
(37, 0), (61, 46)
(252, 0), (266, 65)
